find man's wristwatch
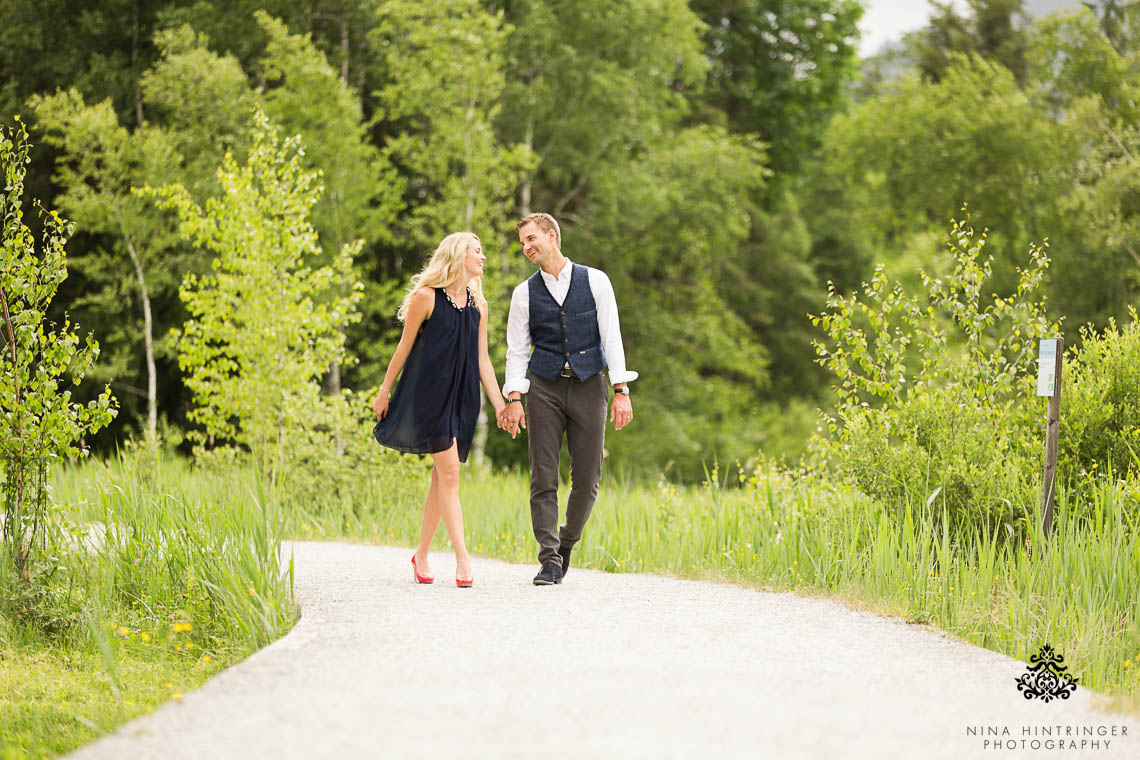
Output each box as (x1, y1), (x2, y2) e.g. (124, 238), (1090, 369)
(614, 386), (629, 396)
(505, 397), (521, 404)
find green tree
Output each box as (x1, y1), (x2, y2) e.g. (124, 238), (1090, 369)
(142, 108), (362, 475)
(256, 10), (404, 395)
(578, 126), (771, 476)
(907, 0), (1030, 84)
(821, 56), (1074, 303)
(1030, 8), (1140, 319)
(30, 26), (258, 443)
(689, 0), (863, 182)
(31, 91), (180, 442)
(373, 0), (527, 243)
(499, 0), (706, 221)
(812, 215), (1057, 529)
(1, 119), (116, 576)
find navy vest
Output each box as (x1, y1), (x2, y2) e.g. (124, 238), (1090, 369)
(528, 264), (607, 382)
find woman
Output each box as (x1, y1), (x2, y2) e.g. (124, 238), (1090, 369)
(372, 232), (508, 588)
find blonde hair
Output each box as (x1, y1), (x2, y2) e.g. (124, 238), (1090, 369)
(517, 212), (561, 247)
(397, 232), (484, 321)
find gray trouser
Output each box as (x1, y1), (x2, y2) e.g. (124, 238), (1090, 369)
(527, 372), (608, 567)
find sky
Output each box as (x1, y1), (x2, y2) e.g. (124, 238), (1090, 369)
(857, 0), (968, 57)
(856, 0), (1083, 57)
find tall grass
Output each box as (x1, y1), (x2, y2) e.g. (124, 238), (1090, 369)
(42, 450), (295, 656)
(1, 449), (295, 757)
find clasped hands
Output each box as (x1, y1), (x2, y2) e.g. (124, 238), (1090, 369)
(496, 400), (525, 439)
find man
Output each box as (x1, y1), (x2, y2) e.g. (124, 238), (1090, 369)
(499, 212), (636, 585)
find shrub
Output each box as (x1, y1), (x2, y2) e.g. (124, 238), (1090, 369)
(0, 118), (116, 578)
(812, 214), (1057, 530)
(1063, 309), (1140, 478)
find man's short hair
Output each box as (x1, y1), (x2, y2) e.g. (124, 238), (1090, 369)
(517, 212), (561, 247)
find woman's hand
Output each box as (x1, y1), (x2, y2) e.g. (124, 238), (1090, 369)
(372, 391), (390, 421)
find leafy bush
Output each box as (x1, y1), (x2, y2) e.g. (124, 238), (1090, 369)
(1, 118), (117, 578)
(1063, 309), (1140, 478)
(812, 214), (1057, 530)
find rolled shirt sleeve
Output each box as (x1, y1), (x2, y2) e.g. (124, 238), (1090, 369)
(503, 282), (532, 396)
(588, 268), (638, 387)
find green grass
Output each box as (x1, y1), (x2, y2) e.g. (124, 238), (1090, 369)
(1, 449), (295, 758)
(0, 646), (232, 760)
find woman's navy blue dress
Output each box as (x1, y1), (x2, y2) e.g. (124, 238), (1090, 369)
(373, 287), (481, 462)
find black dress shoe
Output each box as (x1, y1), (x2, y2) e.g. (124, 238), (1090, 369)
(532, 561), (564, 585)
(558, 545), (572, 576)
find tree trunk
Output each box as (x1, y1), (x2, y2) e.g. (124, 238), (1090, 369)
(122, 230), (157, 442)
(133, 0), (144, 128)
(340, 17), (350, 86)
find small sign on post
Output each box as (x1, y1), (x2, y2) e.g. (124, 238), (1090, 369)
(1036, 339), (1057, 397)
(1037, 338), (1064, 542)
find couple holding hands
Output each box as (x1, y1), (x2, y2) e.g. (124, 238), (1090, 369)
(371, 213), (636, 588)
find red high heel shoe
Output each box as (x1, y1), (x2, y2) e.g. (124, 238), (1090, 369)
(456, 576), (474, 588)
(411, 554), (434, 584)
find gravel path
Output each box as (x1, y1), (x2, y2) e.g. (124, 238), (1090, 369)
(69, 541), (1135, 759)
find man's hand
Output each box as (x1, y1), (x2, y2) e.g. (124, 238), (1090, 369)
(499, 400), (526, 438)
(610, 393), (633, 431)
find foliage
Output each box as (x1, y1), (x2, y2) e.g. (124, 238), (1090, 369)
(690, 0), (864, 182)
(498, 0), (707, 218)
(906, 0), (1030, 85)
(1029, 7), (1140, 318)
(1062, 309), (1140, 478)
(812, 215), (1058, 529)
(373, 0), (528, 245)
(141, 107), (362, 476)
(254, 10), (405, 393)
(576, 126), (771, 477)
(0, 119), (117, 576)
(259, 11), (402, 255)
(31, 88), (184, 441)
(28, 25), (260, 446)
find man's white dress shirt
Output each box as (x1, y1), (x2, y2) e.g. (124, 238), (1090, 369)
(503, 259), (638, 396)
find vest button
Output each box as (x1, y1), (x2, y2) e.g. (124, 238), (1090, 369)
(563, 338), (568, 343)
(560, 311), (566, 315)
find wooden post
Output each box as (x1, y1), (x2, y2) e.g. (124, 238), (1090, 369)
(1037, 337), (1064, 540)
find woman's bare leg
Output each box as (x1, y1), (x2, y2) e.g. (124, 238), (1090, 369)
(431, 443), (472, 579)
(414, 467), (441, 576)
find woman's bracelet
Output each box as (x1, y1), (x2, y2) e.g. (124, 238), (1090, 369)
(379, 386), (390, 399)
